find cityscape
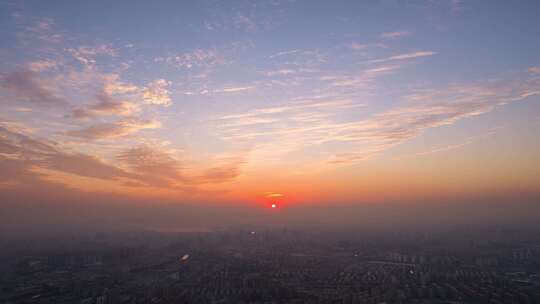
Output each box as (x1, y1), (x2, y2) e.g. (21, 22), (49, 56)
(2, 228), (540, 303)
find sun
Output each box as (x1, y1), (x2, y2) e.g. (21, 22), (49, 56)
(271, 203), (277, 209)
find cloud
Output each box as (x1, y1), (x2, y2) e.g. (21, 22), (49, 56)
(65, 118), (161, 140)
(1, 125), (243, 192)
(529, 67), (540, 74)
(264, 191), (284, 198)
(323, 81), (538, 164)
(329, 64), (401, 88)
(388, 51), (436, 60)
(365, 51), (436, 64)
(117, 145), (193, 188)
(219, 99), (361, 122)
(323, 104), (496, 163)
(45, 153), (133, 180)
(69, 73), (144, 118)
(66, 44), (117, 67)
(103, 74), (139, 94)
(327, 153), (372, 164)
(264, 69), (296, 76)
(72, 90), (139, 118)
(28, 59), (58, 72)
(380, 30), (411, 40)
(1, 69), (66, 105)
(348, 42), (387, 50)
(233, 14), (257, 32)
(214, 86), (253, 93)
(117, 146), (245, 187)
(194, 157), (245, 184)
(202, 1), (287, 34)
(142, 79), (172, 106)
(25, 18), (55, 34)
(118, 145), (182, 184)
(269, 50), (301, 58)
(155, 49), (225, 70)
(394, 132), (496, 160)
(215, 99), (367, 159)
(93, 91), (138, 114)
(19, 17), (64, 44)
(0, 125), (132, 185)
(216, 76), (539, 165)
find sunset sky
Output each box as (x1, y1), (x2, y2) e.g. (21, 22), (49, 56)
(1, 0), (539, 225)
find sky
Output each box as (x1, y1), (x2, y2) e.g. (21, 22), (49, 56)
(1, 1), (540, 234)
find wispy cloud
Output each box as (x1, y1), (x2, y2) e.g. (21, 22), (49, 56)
(529, 66), (540, 74)
(1, 123), (245, 192)
(393, 128), (500, 160)
(264, 69), (296, 76)
(264, 191), (284, 198)
(202, 1), (291, 33)
(28, 59), (58, 72)
(194, 157), (245, 184)
(117, 145), (183, 187)
(17, 17), (64, 44)
(263, 68), (317, 77)
(365, 51), (436, 64)
(71, 90), (139, 119)
(155, 49), (225, 70)
(326, 81), (538, 164)
(65, 118), (161, 140)
(269, 50), (301, 58)
(380, 30), (411, 40)
(216, 76), (539, 166)
(329, 64), (401, 88)
(213, 86), (253, 93)
(233, 14), (257, 32)
(1, 69), (66, 105)
(204, 13), (258, 32)
(66, 44), (117, 67)
(267, 49), (327, 67)
(348, 42), (387, 50)
(219, 99), (362, 122)
(388, 51), (436, 60)
(117, 145), (245, 187)
(142, 79), (172, 106)
(0, 125), (132, 185)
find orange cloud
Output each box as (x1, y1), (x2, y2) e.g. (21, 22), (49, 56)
(65, 118), (161, 140)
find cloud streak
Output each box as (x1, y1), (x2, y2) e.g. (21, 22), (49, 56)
(0, 125), (132, 186)
(72, 90), (139, 118)
(380, 30), (411, 40)
(155, 49), (225, 70)
(1, 125), (245, 193)
(365, 51), (436, 64)
(65, 118), (161, 140)
(1, 69), (66, 105)
(217, 76), (539, 165)
(117, 145), (245, 187)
